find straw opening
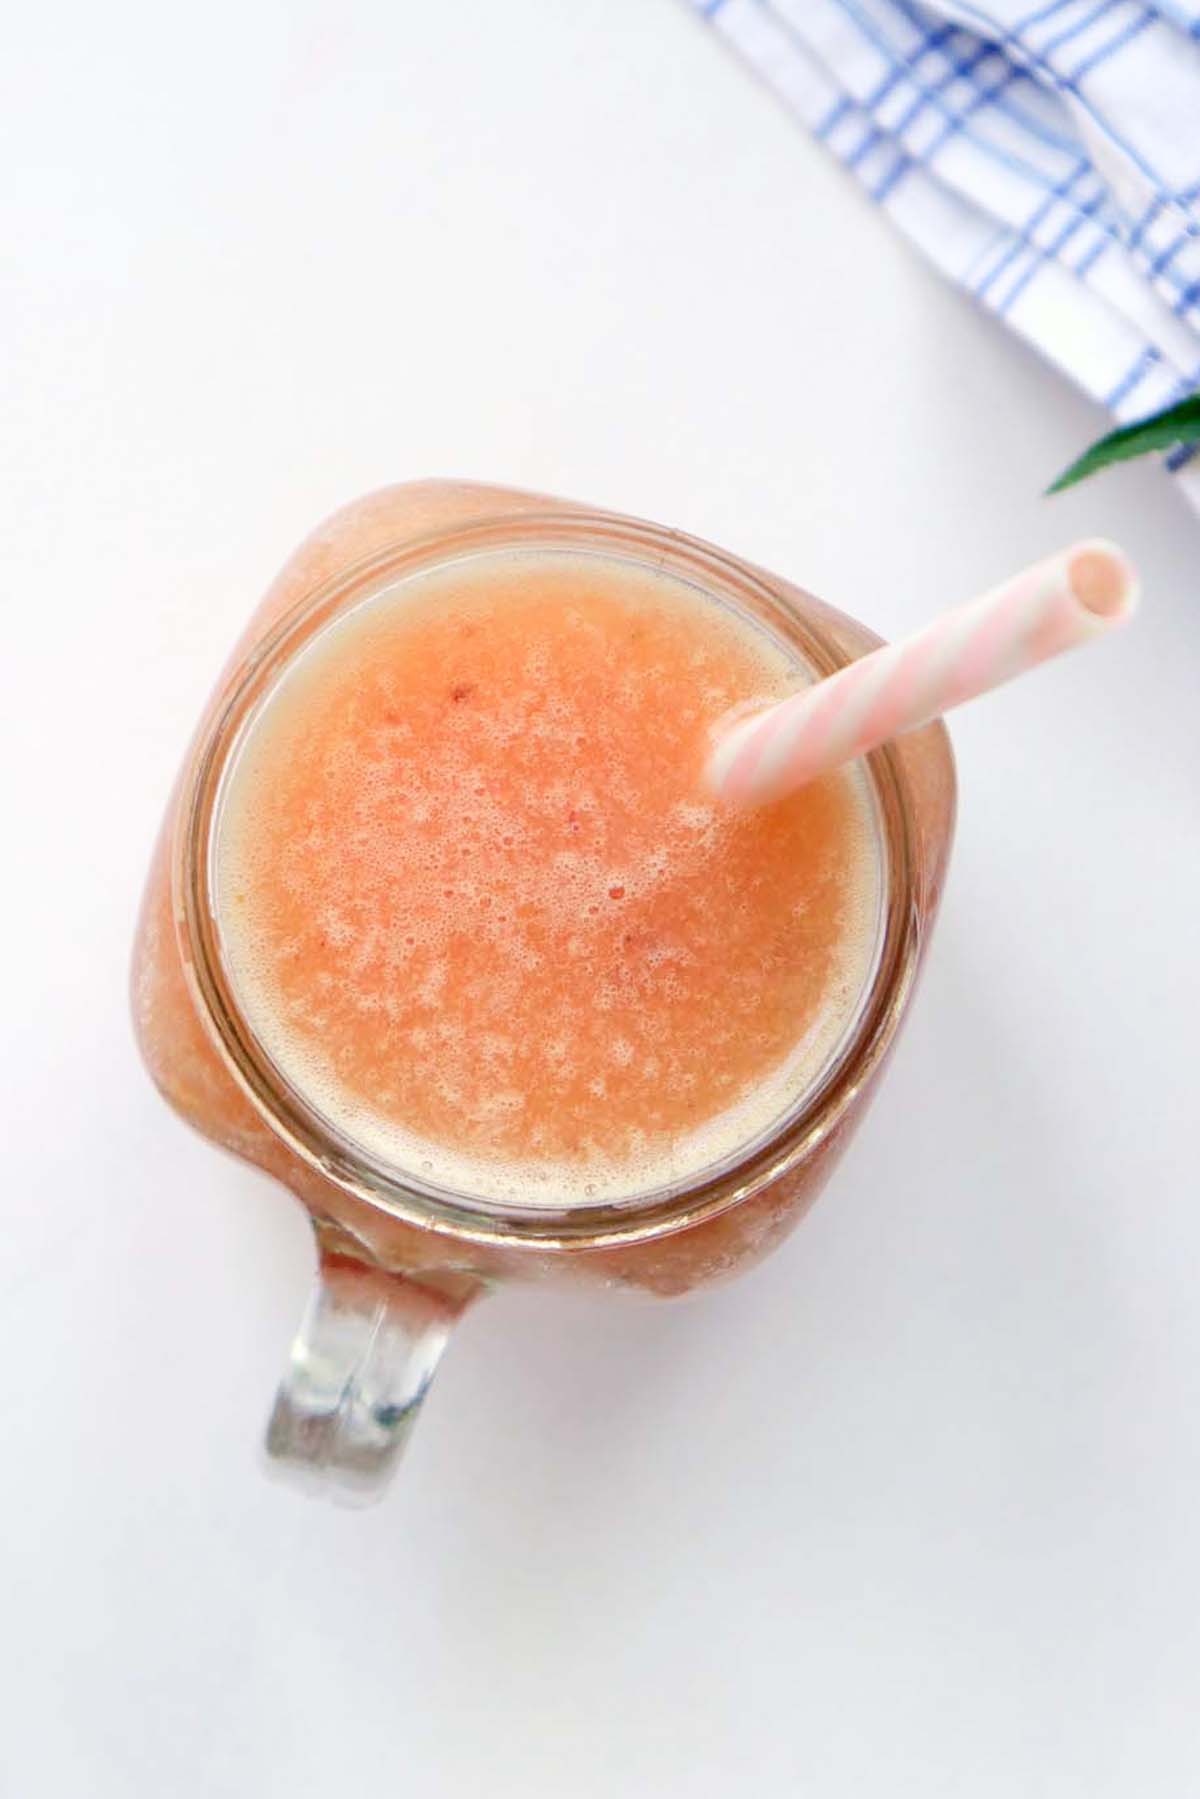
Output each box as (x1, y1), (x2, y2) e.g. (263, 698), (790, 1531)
(1067, 541), (1137, 623)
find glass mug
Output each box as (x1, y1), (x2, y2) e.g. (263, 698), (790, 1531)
(132, 481), (955, 1496)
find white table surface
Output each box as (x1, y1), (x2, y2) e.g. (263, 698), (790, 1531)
(5, 3), (1199, 1794)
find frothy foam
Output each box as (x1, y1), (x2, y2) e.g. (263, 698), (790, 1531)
(213, 548), (883, 1210)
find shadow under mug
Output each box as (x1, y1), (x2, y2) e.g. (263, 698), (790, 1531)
(133, 482), (955, 1498)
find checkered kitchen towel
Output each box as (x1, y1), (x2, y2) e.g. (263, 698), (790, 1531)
(689, 0), (1200, 483)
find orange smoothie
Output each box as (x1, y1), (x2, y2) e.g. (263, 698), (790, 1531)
(214, 547), (882, 1209)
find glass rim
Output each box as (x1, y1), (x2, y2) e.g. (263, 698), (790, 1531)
(175, 508), (923, 1250)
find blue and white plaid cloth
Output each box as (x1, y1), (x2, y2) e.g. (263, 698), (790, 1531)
(689, 0), (1200, 483)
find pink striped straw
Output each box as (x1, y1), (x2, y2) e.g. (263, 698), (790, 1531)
(707, 540), (1139, 809)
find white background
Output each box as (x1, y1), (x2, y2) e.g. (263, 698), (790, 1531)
(4, 3), (1199, 1794)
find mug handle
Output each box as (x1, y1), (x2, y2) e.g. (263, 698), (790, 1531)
(266, 1224), (482, 1500)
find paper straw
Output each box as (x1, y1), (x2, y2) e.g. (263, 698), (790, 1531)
(707, 540), (1138, 808)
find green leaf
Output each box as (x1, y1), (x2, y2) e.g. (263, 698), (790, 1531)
(1047, 394), (1200, 494)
